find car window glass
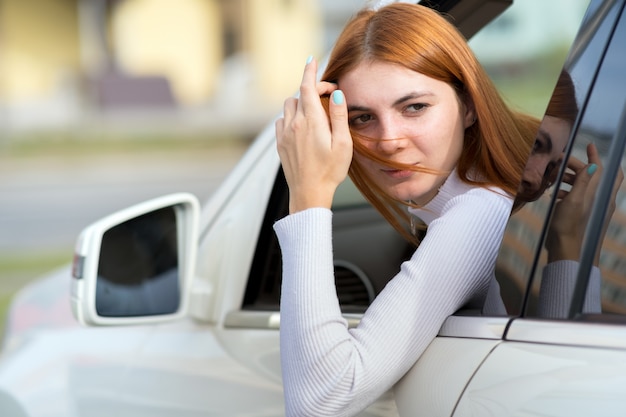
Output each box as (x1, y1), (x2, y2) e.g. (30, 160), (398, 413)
(555, 2), (626, 319)
(494, 0), (620, 317)
(464, 0), (591, 316)
(469, 0), (590, 119)
(509, 0), (626, 319)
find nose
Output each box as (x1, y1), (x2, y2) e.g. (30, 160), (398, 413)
(375, 118), (406, 154)
(376, 137), (406, 154)
(521, 156), (548, 193)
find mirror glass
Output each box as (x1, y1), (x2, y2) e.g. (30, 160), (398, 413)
(96, 206), (180, 317)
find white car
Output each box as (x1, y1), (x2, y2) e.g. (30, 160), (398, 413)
(2, 0), (626, 415)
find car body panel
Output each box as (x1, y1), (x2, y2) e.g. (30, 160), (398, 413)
(454, 340), (626, 416)
(507, 319), (626, 350)
(190, 123), (280, 325)
(395, 337), (501, 416)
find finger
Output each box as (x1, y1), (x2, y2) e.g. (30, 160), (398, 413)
(608, 167), (624, 214)
(586, 142), (600, 166)
(565, 161), (597, 203)
(561, 171), (576, 185)
(608, 168), (624, 214)
(616, 168), (624, 188)
(298, 57), (322, 114)
(561, 147), (599, 191)
(565, 155), (585, 173)
(282, 97), (298, 122)
(317, 81), (339, 96)
(555, 189), (569, 200)
(275, 117), (285, 141)
(328, 90), (352, 152)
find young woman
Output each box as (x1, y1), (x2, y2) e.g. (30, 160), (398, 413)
(273, 3), (542, 416)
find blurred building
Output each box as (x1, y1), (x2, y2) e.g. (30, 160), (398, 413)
(0, 0), (585, 139)
(0, 0), (359, 137)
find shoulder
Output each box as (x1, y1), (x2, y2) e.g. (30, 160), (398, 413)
(411, 171), (513, 225)
(456, 185), (512, 211)
(439, 185), (513, 228)
(443, 169), (513, 213)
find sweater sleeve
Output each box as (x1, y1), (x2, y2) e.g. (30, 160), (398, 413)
(274, 189), (512, 417)
(537, 260), (602, 318)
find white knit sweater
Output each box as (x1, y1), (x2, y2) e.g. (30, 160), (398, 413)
(274, 171), (512, 416)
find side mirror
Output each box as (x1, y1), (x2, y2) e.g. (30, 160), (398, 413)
(71, 193), (199, 326)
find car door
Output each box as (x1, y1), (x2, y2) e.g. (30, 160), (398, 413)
(452, 0), (626, 415)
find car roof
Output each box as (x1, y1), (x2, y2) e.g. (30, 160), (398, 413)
(370, 0), (513, 38)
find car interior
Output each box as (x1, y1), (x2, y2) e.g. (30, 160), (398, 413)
(243, 168), (413, 313)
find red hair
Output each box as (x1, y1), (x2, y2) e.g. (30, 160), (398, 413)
(322, 3), (539, 243)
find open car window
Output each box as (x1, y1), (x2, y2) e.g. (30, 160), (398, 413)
(243, 0), (591, 315)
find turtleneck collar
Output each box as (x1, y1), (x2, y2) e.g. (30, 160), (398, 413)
(407, 170), (479, 225)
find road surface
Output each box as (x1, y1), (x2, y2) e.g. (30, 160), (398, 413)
(0, 141), (249, 253)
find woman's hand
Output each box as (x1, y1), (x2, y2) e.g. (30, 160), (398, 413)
(545, 143), (623, 264)
(275, 57), (353, 214)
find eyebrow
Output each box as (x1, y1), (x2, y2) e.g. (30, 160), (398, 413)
(347, 91), (435, 112)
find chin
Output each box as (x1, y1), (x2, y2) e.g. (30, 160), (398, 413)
(380, 178), (435, 204)
(389, 189), (422, 204)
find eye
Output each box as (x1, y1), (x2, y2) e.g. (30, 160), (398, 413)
(405, 103), (428, 114)
(532, 137), (544, 153)
(349, 113), (373, 127)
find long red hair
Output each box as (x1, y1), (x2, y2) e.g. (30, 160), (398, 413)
(322, 3), (539, 243)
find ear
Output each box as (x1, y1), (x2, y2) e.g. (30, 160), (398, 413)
(463, 97), (476, 128)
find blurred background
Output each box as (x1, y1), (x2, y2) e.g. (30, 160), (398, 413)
(0, 0), (587, 329)
(0, 0), (369, 328)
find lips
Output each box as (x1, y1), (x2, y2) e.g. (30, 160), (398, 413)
(381, 167), (415, 179)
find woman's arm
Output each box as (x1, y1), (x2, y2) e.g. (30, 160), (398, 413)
(539, 143), (624, 317)
(537, 261), (602, 318)
(275, 185), (512, 417)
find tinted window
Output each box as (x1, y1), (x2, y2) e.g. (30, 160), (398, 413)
(501, 0), (626, 318)
(471, 0), (592, 316)
(572, 2), (626, 318)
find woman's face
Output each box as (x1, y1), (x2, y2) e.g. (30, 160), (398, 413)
(517, 115), (572, 202)
(339, 61), (473, 205)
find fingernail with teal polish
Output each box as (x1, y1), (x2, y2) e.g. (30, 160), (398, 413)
(587, 163), (597, 175)
(306, 55), (313, 65)
(332, 90), (344, 105)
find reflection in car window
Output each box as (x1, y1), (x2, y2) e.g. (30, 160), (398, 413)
(510, 0), (626, 319)
(495, 0), (617, 317)
(468, 0), (591, 316)
(580, 7), (626, 318)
